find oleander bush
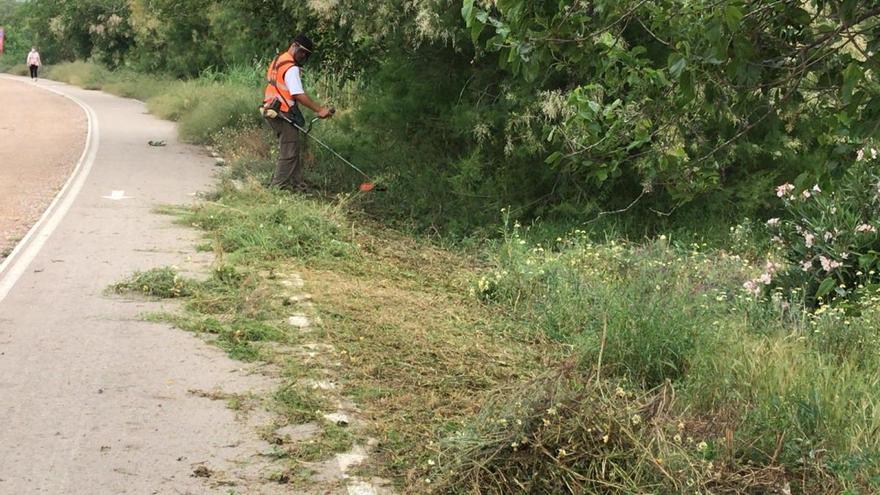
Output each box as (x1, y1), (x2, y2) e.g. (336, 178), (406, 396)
(760, 149), (880, 308)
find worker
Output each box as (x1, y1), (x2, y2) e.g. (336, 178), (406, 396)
(262, 34), (333, 191)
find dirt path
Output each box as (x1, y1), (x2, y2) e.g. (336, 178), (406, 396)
(0, 78), (86, 260)
(0, 77), (282, 494)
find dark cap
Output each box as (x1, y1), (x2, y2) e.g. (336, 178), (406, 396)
(292, 33), (314, 53)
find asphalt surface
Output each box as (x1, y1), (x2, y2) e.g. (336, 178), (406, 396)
(0, 76), (275, 494)
(0, 78), (85, 260)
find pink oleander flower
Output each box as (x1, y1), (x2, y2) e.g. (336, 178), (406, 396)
(812, 184), (821, 193)
(766, 218), (780, 227)
(801, 259), (813, 271)
(765, 261), (781, 274)
(857, 148), (866, 162)
(819, 255), (841, 272)
(759, 273), (772, 285)
(776, 183), (795, 197)
(823, 231), (833, 241)
(804, 232), (815, 248)
(802, 190), (811, 199)
(743, 279), (761, 296)
(856, 223), (877, 233)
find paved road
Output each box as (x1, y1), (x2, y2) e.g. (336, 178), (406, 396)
(0, 78), (85, 260)
(0, 77), (274, 494)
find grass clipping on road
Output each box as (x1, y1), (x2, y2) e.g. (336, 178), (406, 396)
(113, 180), (560, 489)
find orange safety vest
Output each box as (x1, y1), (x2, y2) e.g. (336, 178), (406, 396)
(263, 51), (297, 112)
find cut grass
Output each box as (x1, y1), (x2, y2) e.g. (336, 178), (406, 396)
(121, 177), (880, 493)
(131, 182), (565, 489)
(113, 266), (194, 298)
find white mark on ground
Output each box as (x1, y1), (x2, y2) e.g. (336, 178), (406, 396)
(347, 481), (380, 495)
(288, 314), (311, 328)
(102, 190), (132, 200)
(336, 445), (369, 473)
(323, 412), (351, 426)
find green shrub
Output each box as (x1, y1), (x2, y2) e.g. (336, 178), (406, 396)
(146, 80), (261, 144)
(177, 87), (260, 142)
(101, 70), (172, 101)
(45, 61), (110, 89)
(1, 63), (30, 76)
(764, 153), (880, 308)
(146, 81), (205, 121)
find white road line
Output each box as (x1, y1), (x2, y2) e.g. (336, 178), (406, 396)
(102, 190), (131, 200)
(0, 77), (100, 304)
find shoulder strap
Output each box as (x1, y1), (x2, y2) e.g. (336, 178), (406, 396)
(267, 53), (296, 86)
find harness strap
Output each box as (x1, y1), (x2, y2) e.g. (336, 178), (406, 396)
(265, 53), (297, 108)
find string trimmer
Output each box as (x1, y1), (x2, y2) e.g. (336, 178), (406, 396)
(273, 108), (380, 192)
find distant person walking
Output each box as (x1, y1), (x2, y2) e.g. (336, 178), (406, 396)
(26, 48), (41, 81)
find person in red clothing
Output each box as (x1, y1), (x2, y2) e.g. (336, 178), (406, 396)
(262, 34), (333, 191)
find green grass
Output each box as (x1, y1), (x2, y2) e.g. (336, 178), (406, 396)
(460, 221), (880, 493)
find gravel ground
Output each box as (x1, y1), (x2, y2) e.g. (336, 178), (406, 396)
(0, 78), (86, 261)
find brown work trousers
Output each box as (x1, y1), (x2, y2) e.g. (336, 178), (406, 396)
(267, 117), (305, 189)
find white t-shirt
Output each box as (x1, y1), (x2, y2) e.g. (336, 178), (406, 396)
(284, 66), (304, 96)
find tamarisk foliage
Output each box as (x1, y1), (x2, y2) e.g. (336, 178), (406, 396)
(3, 0), (878, 232)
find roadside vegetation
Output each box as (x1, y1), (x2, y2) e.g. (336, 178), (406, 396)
(4, 0), (880, 493)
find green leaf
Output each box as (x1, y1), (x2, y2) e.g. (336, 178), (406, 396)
(471, 20), (486, 45)
(462, 0), (476, 26)
(497, 0), (525, 18)
(841, 62), (863, 103)
(522, 59), (540, 82)
(545, 151), (564, 164)
(723, 6), (743, 31)
(789, 7), (811, 26)
(816, 277), (836, 299)
(668, 53), (687, 78)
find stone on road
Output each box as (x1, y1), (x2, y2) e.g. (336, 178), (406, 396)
(0, 77), (275, 494)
